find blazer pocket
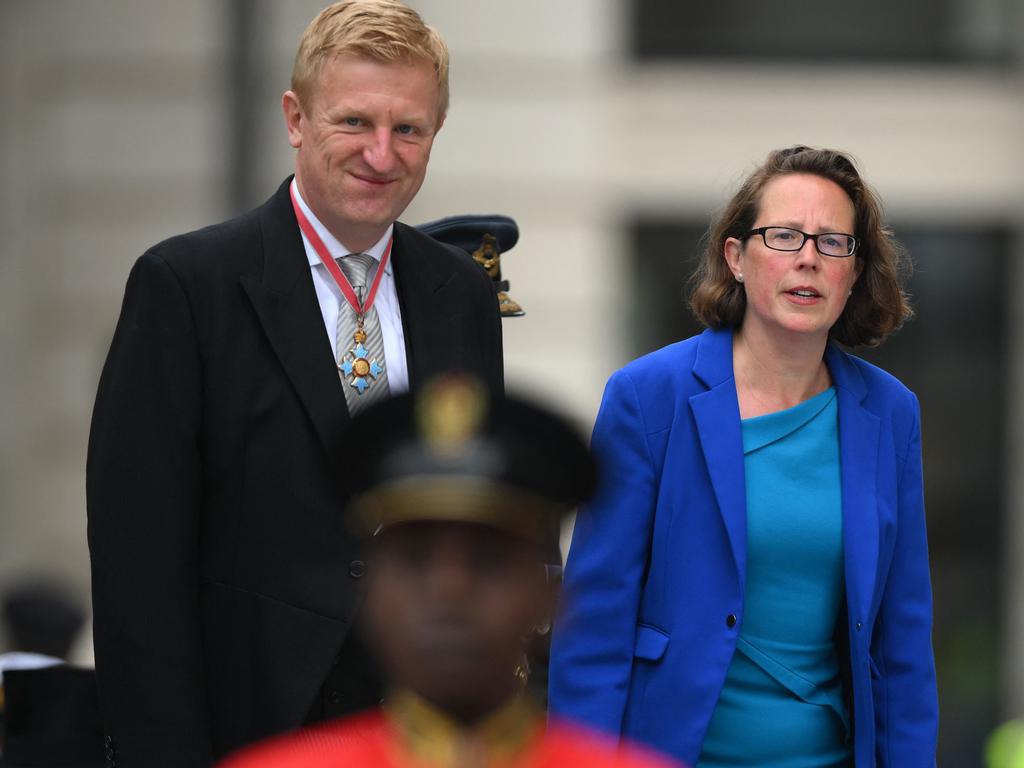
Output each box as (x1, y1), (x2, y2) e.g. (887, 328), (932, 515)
(633, 624), (670, 661)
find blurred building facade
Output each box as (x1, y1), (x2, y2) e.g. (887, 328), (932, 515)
(1, 1), (1022, 763)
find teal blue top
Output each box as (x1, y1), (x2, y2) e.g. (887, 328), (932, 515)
(699, 387), (851, 767)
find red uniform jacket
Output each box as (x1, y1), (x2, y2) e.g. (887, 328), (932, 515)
(219, 708), (682, 768)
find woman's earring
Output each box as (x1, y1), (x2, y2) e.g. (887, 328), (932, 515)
(736, 273), (744, 283)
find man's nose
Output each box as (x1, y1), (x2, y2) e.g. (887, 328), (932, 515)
(363, 127), (397, 173)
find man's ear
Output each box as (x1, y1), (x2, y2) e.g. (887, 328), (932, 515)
(282, 90), (305, 149)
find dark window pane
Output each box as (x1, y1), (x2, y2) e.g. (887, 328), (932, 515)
(631, 0), (1016, 65)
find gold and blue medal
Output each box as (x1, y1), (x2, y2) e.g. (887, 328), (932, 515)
(338, 323), (385, 394)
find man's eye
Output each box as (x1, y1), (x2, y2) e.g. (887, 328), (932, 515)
(395, 124), (415, 136)
(344, 117), (362, 127)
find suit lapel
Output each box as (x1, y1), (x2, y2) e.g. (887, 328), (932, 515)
(240, 178), (351, 469)
(690, 329), (748, 589)
(826, 345), (881, 626)
(391, 223), (464, 389)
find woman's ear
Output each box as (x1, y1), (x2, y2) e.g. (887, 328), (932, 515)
(724, 237), (744, 282)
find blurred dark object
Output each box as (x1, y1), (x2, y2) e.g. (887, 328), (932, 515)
(0, 665), (105, 767)
(525, 565), (562, 707)
(417, 214), (525, 317)
(2, 580), (85, 661)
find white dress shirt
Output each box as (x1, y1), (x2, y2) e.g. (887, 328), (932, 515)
(290, 179), (409, 394)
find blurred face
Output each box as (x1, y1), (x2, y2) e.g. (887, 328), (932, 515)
(725, 173), (862, 344)
(283, 54), (444, 252)
(363, 522), (549, 724)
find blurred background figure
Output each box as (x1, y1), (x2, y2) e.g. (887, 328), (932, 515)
(221, 375), (680, 768)
(0, 577), (86, 682)
(1, 2), (1022, 765)
(0, 578), (100, 764)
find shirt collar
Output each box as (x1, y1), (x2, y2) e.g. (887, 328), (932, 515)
(291, 178), (394, 275)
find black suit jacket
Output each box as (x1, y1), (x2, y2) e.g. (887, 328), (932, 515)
(86, 179), (504, 766)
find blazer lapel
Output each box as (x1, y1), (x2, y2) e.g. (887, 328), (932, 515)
(390, 223), (465, 389)
(826, 345), (881, 627)
(240, 178), (352, 469)
(690, 329), (748, 589)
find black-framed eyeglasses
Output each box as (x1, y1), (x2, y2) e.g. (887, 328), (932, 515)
(745, 226), (859, 257)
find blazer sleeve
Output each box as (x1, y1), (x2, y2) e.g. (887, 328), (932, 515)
(871, 394), (939, 766)
(548, 369), (658, 737)
(86, 251), (213, 766)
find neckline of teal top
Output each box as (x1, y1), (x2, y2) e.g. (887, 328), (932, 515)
(741, 387), (837, 455)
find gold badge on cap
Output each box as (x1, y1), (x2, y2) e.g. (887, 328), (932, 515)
(472, 233), (524, 318)
(417, 374), (487, 456)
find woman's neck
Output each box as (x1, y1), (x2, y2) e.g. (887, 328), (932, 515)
(732, 322), (832, 419)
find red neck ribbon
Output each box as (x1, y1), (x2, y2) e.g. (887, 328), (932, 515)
(290, 184), (393, 318)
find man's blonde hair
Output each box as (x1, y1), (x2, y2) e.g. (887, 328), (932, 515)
(291, 0), (450, 127)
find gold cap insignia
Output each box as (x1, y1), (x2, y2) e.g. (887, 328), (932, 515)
(416, 374), (488, 456)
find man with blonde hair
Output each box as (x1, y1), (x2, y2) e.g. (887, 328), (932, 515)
(86, 2), (503, 765)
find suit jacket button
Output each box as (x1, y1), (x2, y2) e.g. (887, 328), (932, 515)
(726, 613), (737, 628)
(349, 560), (367, 578)
(328, 690), (342, 704)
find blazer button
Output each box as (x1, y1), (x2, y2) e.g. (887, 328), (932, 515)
(328, 690), (342, 704)
(348, 560), (366, 578)
(856, 621), (863, 630)
(726, 613), (737, 628)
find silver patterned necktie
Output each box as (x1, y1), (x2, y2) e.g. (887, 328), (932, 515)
(335, 253), (390, 414)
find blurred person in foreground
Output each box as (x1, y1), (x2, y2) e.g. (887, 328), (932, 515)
(549, 146), (937, 767)
(220, 375), (681, 768)
(86, 1), (502, 764)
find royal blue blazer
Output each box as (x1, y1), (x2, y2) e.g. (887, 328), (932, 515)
(549, 328), (938, 767)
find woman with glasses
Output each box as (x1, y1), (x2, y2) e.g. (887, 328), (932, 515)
(549, 146), (937, 767)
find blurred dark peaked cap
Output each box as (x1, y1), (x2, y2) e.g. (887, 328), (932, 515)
(340, 373), (595, 544)
(415, 214), (518, 255)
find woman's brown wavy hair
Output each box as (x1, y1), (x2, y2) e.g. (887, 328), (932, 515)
(688, 145), (912, 348)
